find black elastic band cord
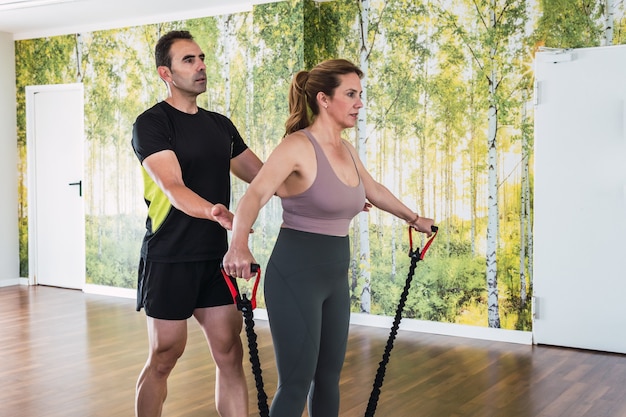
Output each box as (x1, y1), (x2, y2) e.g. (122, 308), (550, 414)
(241, 298), (270, 417)
(365, 225), (438, 416)
(220, 264), (268, 416)
(364, 250), (420, 417)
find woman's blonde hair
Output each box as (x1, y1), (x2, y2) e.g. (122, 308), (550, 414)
(284, 59), (363, 136)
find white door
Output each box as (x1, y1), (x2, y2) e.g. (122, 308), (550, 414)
(26, 84), (85, 290)
(533, 46), (626, 354)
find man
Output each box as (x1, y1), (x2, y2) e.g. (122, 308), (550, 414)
(131, 30), (262, 417)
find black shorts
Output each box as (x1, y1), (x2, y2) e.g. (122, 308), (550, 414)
(136, 258), (237, 320)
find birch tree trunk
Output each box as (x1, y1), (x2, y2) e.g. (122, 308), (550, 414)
(220, 14), (234, 117)
(525, 118), (534, 293)
(519, 93), (529, 307)
(245, 15), (253, 149)
(358, 0), (371, 313)
(391, 127), (400, 282)
(603, 0), (615, 46)
(75, 33), (84, 82)
(486, 0), (501, 328)
(220, 14), (243, 210)
(468, 59), (478, 257)
(418, 20), (434, 235)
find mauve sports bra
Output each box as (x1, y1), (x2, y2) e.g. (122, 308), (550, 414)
(281, 129), (366, 237)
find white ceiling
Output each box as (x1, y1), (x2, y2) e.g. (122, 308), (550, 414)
(0, 0), (273, 40)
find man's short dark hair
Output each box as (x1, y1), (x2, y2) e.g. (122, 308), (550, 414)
(155, 30), (194, 69)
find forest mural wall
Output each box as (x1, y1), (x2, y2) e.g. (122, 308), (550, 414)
(14, 0), (626, 332)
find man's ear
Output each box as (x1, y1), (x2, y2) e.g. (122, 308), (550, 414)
(157, 66), (171, 83)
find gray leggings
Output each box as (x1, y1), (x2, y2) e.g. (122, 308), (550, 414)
(264, 228), (351, 417)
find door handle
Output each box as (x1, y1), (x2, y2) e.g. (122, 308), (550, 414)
(69, 180), (82, 197)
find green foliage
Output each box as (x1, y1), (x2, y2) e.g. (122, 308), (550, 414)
(615, 11), (626, 44)
(365, 222), (484, 323)
(302, 0), (359, 66)
(535, 0), (604, 48)
(85, 214), (143, 288)
(248, 0), (304, 158)
(362, 214), (532, 330)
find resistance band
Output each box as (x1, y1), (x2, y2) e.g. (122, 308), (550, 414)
(364, 225), (439, 417)
(221, 264), (270, 417)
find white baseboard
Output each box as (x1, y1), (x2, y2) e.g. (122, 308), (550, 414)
(79, 285), (532, 345)
(349, 312), (532, 345)
(83, 284), (136, 299)
(0, 277), (29, 287)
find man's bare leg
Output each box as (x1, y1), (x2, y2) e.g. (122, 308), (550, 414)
(135, 318), (188, 417)
(194, 304), (248, 417)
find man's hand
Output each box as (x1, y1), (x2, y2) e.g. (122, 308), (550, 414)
(211, 204), (234, 230)
(211, 204), (254, 233)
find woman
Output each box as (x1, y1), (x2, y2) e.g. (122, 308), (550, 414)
(222, 58), (434, 417)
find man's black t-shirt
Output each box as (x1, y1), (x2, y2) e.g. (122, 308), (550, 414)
(132, 101), (248, 262)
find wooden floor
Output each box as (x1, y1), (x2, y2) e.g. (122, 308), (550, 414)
(1, 286), (625, 417)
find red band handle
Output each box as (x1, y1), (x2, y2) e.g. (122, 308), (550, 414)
(408, 225), (438, 260)
(221, 264), (261, 310)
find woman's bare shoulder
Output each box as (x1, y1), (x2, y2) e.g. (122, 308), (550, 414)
(282, 130), (310, 145)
